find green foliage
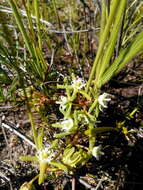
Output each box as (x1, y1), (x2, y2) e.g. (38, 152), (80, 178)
(8, 0), (48, 80)
(0, 87), (5, 102)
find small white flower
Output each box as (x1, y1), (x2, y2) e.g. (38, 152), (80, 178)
(37, 148), (55, 163)
(71, 77), (86, 90)
(56, 96), (68, 110)
(98, 93), (111, 111)
(92, 145), (104, 160)
(61, 118), (74, 131)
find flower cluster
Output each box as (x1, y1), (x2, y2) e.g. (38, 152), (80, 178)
(98, 93), (111, 111)
(36, 147), (55, 163)
(56, 95), (68, 111)
(60, 118), (74, 131)
(71, 77), (86, 90)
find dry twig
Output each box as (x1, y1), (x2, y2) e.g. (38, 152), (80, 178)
(1, 122), (36, 148)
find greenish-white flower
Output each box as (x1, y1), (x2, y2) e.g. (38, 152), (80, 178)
(92, 145), (104, 160)
(61, 118), (74, 131)
(71, 77), (86, 90)
(56, 96), (68, 110)
(98, 93), (111, 111)
(36, 147), (55, 163)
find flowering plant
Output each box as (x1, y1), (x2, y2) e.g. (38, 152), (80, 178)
(6, 0), (143, 187)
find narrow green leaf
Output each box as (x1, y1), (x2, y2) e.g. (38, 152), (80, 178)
(8, 0), (36, 59)
(20, 156), (38, 162)
(96, 0), (126, 86)
(100, 31), (143, 87)
(86, 0), (120, 92)
(38, 162), (48, 184)
(50, 160), (68, 171)
(34, 0), (42, 51)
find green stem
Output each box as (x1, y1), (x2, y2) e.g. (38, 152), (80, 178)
(100, 30), (143, 87)
(9, 0), (36, 60)
(28, 111), (38, 149)
(99, 0), (107, 40)
(96, 0), (126, 88)
(85, 0), (119, 92)
(34, 0), (42, 51)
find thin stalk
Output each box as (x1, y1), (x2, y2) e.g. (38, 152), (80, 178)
(52, 0), (61, 28)
(8, 0), (36, 60)
(99, 46), (129, 87)
(28, 111), (38, 149)
(23, 1), (42, 77)
(100, 31), (143, 87)
(99, 0), (106, 40)
(115, 8), (126, 57)
(86, 0), (119, 92)
(9, 0), (47, 80)
(25, 0), (47, 78)
(116, 32), (143, 73)
(96, 0), (126, 88)
(9, 0), (39, 77)
(34, 0), (42, 51)
(88, 123), (96, 151)
(88, 99), (98, 114)
(18, 75), (38, 149)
